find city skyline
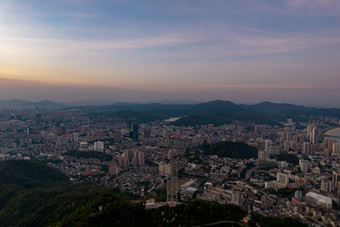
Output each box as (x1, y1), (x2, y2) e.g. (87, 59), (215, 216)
(1, 0), (340, 106)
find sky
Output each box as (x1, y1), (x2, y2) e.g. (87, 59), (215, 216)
(0, 0), (340, 106)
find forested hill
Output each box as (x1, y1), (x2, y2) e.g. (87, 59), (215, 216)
(81, 100), (340, 126)
(186, 141), (258, 162)
(0, 160), (306, 226)
(0, 159), (68, 187)
(201, 141), (258, 159)
(2, 99), (339, 125)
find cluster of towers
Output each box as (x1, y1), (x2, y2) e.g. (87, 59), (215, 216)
(117, 149), (145, 168)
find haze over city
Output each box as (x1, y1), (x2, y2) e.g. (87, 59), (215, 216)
(2, 2), (340, 225)
(1, 0), (340, 106)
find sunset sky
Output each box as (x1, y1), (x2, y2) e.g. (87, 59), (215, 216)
(1, 0), (340, 106)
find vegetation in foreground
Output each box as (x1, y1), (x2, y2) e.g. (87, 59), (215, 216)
(0, 160), (305, 226)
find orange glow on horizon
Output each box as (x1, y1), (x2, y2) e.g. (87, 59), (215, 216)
(207, 83), (319, 89)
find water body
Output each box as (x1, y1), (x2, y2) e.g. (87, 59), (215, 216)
(324, 127), (340, 143)
(164, 117), (182, 122)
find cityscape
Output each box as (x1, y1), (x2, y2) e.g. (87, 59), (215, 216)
(1, 0), (340, 226)
(0, 100), (339, 226)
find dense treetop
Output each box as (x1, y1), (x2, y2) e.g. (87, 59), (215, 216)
(0, 160), (305, 226)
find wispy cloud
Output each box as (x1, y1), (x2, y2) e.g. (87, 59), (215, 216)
(286, 0), (340, 14)
(192, 23), (340, 57)
(1, 0), (340, 106)
(228, 34), (340, 55)
(0, 34), (194, 57)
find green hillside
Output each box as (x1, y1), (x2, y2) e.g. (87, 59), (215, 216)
(0, 160), (305, 227)
(202, 141), (258, 159)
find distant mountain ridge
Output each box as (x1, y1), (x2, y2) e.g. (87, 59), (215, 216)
(1, 99), (340, 126)
(189, 100), (244, 115)
(0, 98), (338, 110)
(0, 99), (62, 108)
(239, 101), (314, 114)
(85, 100), (338, 114)
(81, 100), (340, 126)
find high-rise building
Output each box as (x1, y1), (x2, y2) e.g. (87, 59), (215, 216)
(332, 170), (340, 190)
(123, 149), (134, 160)
(321, 180), (332, 192)
(287, 118), (293, 126)
(144, 128), (151, 139)
(109, 165), (120, 175)
(306, 124), (313, 137)
(113, 131), (122, 143)
(126, 119), (136, 131)
(302, 142), (310, 154)
(232, 191), (241, 205)
(264, 139), (272, 153)
(254, 125), (269, 134)
(299, 159), (309, 173)
(71, 132), (79, 142)
(258, 150), (270, 161)
(35, 114), (42, 126)
(310, 127), (318, 144)
(117, 156), (129, 168)
(277, 172), (289, 188)
(271, 146), (280, 155)
(168, 148), (175, 160)
(165, 163), (173, 176)
(133, 150), (145, 167)
(159, 162), (165, 174)
(332, 143), (340, 156)
(132, 124), (139, 141)
(132, 157), (138, 167)
(284, 140), (290, 152)
(294, 190), (303, 201)
(94, 141), (104, 152)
